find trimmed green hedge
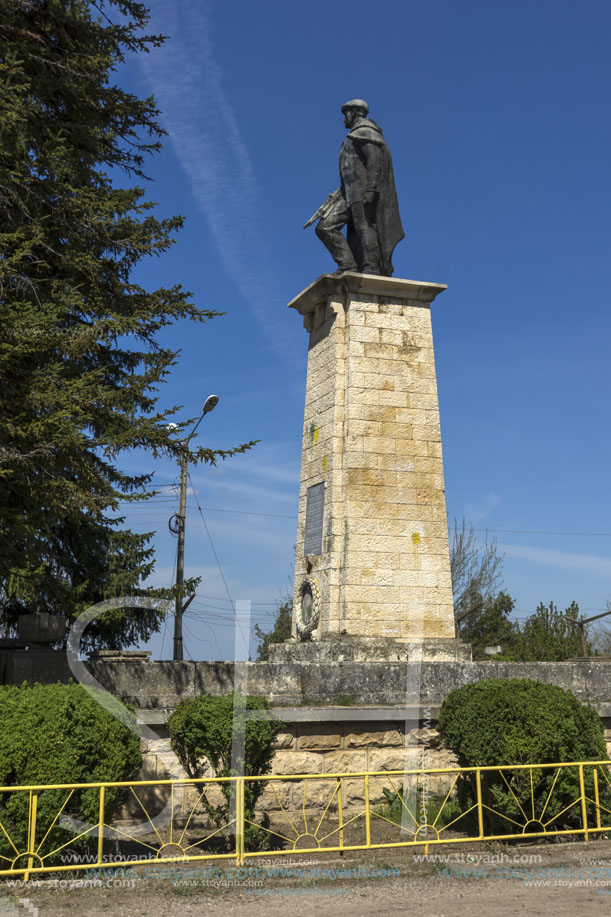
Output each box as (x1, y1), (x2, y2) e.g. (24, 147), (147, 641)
(437, 678), (609, 834)
(0, 682), (142, 868)
(437, 678), (607, 766)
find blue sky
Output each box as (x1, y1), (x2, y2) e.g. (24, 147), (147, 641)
(112, 0), (611, 659)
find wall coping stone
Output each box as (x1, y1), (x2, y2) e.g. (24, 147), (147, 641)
(135, 701), (611, 727)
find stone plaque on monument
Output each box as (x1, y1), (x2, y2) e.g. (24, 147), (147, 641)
(303, 482), (325, 556)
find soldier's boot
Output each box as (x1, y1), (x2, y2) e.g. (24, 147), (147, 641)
(315, 200), (359, 272)
(350, 203), (381, 274)
(316, 223), (358, 272)
(358, 229), (382, 275)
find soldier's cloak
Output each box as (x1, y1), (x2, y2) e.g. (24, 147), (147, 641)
(341, 118), (405, 276)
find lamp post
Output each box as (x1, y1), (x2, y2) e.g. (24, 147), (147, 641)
(171, 394), (218, 661)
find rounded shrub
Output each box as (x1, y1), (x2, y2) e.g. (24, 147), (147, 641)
(438, 678), (607, 766)
(437, 678), (609, 834)
(0, 682), (142, 868)
(168, 693), (283, 850)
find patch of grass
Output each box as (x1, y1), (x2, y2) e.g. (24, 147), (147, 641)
(335, 694), (358, 706)
(373, 786), (469, 833)
(274, 695), (360, 707)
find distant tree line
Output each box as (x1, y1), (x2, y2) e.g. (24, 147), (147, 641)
(458, 594), (590, 661)
(449, 519), (608, 659)
(254, 520), (608, 661)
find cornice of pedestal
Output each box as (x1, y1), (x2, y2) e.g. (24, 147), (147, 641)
(287, 271), (447, 320)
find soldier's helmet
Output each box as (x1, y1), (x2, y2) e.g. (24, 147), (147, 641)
(341, 99), (369, 115)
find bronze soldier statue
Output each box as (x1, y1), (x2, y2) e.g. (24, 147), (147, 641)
(305, 99), (404, 276)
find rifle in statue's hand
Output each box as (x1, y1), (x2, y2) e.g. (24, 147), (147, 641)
(303, 188), (342, 229)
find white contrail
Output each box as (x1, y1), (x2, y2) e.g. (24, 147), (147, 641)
(502, 543), (611, 576)
(138, 0), (298, 362)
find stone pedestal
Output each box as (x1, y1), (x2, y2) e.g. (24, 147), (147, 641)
(0, 648), (72, 685)
(268, 637), (471, 664)
(289, 272), (456, 646)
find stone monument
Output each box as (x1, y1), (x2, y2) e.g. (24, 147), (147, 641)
(279, 99), (469, 663)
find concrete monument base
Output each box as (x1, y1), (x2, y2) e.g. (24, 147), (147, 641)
(269, 637), (471, 664)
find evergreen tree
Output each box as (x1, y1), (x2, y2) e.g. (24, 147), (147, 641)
(0, 1), (253, 648)
(254, 597), (293, 661)
(458, 590), (518, 659)
(511, 601), (586, 661)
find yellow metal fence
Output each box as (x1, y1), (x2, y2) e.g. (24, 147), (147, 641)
(1, 759), (610, 879)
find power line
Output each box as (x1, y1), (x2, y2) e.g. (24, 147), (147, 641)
(117, 498), (177, 504)
(191, 612), (274, 624)
(184, 612), (223, 656)
(116, 499), (611, 536)
(514, 606), (611, 616)
(189, 609), (273, 623)
(195, 592), (286, 606)
(113, 517), (173, 522)
(475, 527), (611, 537)
(195, 506), (297, 519)
(187, 471), (251, 650)
(181, 619), (211, 656)
(190, 597), (278, 612)
(186, 613), (258, 630)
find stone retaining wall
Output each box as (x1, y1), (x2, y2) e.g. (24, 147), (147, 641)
(77, 657), (611, 709)
(3, 651), (610, 816)
(136, 706), (611, 817)
(3, 653), (610, 712)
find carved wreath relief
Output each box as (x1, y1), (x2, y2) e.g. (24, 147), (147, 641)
(295, 576), (321, 640)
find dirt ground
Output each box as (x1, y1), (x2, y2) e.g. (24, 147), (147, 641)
(2, 837), (611, 916)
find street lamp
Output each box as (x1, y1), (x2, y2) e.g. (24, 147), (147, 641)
(170, 395), (219, 661)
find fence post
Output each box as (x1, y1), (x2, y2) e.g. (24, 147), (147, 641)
(337, 778), (344, 853)
(475, 770), (484, 839)
(234, 778), (245, 866)
(25, 790), (38, 882)
(97, 786), (105, 865)
(593, 768), (601, 832)
(364, 775), (371, 848)
(234, 778), (240, 866)
(579, 765), (589, 842)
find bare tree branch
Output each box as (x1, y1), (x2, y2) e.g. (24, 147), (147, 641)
(450, 517), (504, 623)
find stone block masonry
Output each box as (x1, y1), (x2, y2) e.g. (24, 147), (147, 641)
(135, 705), (611, 816)
(288, 272), (455, 643)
